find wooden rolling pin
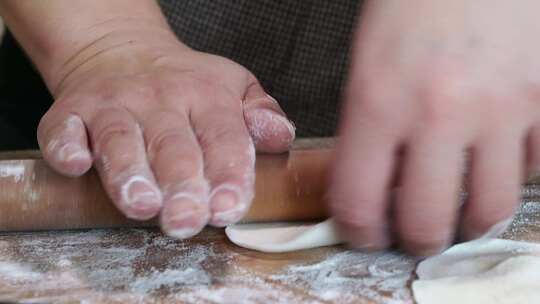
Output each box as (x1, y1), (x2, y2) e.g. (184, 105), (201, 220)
(0, 138), (334, 231)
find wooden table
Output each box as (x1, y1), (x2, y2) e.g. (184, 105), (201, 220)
(1, 184), (540, 303)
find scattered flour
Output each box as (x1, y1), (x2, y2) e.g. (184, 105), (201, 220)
(130, 267), (211, 294)
(0, 261), (41, 281)
(271, 251), (416, 304)
(129, 245), (214, 294)
(0, 185), (538, 303)
(0, 227), (418, 303)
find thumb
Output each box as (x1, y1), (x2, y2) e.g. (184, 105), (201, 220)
(37, 110), (93, 177)
(243, 77), (296, 153)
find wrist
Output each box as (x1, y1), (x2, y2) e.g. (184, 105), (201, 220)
(47, 20), (186, 95)
(0, 0), (183, 94)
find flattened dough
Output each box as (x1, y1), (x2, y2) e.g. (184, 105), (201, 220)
(225, 219), (342, 253)
(226, 217), (540, 303)
(413, 238), (540, 304)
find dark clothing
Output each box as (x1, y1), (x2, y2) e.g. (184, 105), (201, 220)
(159, 0), (360, 136)
(0, 1), (361, 150)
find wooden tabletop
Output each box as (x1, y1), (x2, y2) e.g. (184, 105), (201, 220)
(0, 183), (539, 303)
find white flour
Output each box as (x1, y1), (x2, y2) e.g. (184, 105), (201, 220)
(0, 227), (418, 303)
(0, 261), (41, 281)
(129, 245), (213, 294)
(0, 161), (26, 182)
(0, 196), (538, 303)
(271, 251), (416, 304)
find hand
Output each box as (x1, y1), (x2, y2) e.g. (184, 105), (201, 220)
(37, 28), (295, 238)
(330, 0), (540, 256)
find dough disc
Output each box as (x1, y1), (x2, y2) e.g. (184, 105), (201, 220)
(225, 219), (342, 253)
(413, 238), (540, 304)
(225, 218), (540, 303)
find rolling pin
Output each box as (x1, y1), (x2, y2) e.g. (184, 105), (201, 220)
(0, 138), (334, 231)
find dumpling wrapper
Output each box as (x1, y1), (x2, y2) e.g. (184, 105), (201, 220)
(226, 216), (540, 303)
(413, 238), (540, 304)
(225, 218), (342, 253)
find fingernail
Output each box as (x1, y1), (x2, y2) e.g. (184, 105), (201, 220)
(210, 186), (248, 227)
(121, 176), (162, 218)
(246, 109), (296, 150)
(269, 111), (296, 139)
(161, 195), (209, 239)
(50, 142), (92, 176)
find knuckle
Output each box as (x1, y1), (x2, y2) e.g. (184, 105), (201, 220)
(354, 93), (393, 124)
(415, 69), (466, 128)
(125, 80), (160, 103)
(96, 78), (145, 100)
(329, 181), (381, 221)
(147, 132), (203, 179)
(172, 75), (218, 99)
(206, 157), (253, 183)
(208, 160), (248, 177)
(147, 129), (186, 158)
(90, 108), (137, 150)
(207, 158), (254, 186)
(162, 177), (210, 201)
(94, 121), (136, 150)
(82, 77), (163, 109)
(96, 152), (141, 178)
(417, 94), (458, 131)
(330, 200), (381, 228)
(197, 121), (241, 148)
(335, 216), (380, 232)
(170, 74), (239, 109)
(163, 160), (202, 183)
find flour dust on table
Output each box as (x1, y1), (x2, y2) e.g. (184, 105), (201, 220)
(226, 202), (540, 304)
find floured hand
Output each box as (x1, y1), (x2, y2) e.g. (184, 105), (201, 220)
(36, 23), (295, 238)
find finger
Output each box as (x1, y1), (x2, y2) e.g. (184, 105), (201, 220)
(461, 131), (524, 240)
(191, 101), (256, 227)
(243, 77), (295, 153)
(37, 111), (92, 176)
(395, 134), (464, 257)
(329, 65), (408, 250)
(142, 110), (210, 238)
(88, 107), (162, 220)
(526, 125), (540, 181)
(329, 111), (400, 250)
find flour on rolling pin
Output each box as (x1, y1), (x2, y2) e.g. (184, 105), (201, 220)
(0, 161), (26, 182)
(0, 142), (331, 231)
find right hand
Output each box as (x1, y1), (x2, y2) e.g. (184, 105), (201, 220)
(330, 0), (540, 256)
(37, 27), (295, 238)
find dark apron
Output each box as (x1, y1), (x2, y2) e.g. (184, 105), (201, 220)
(0, 1), (361, 150)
